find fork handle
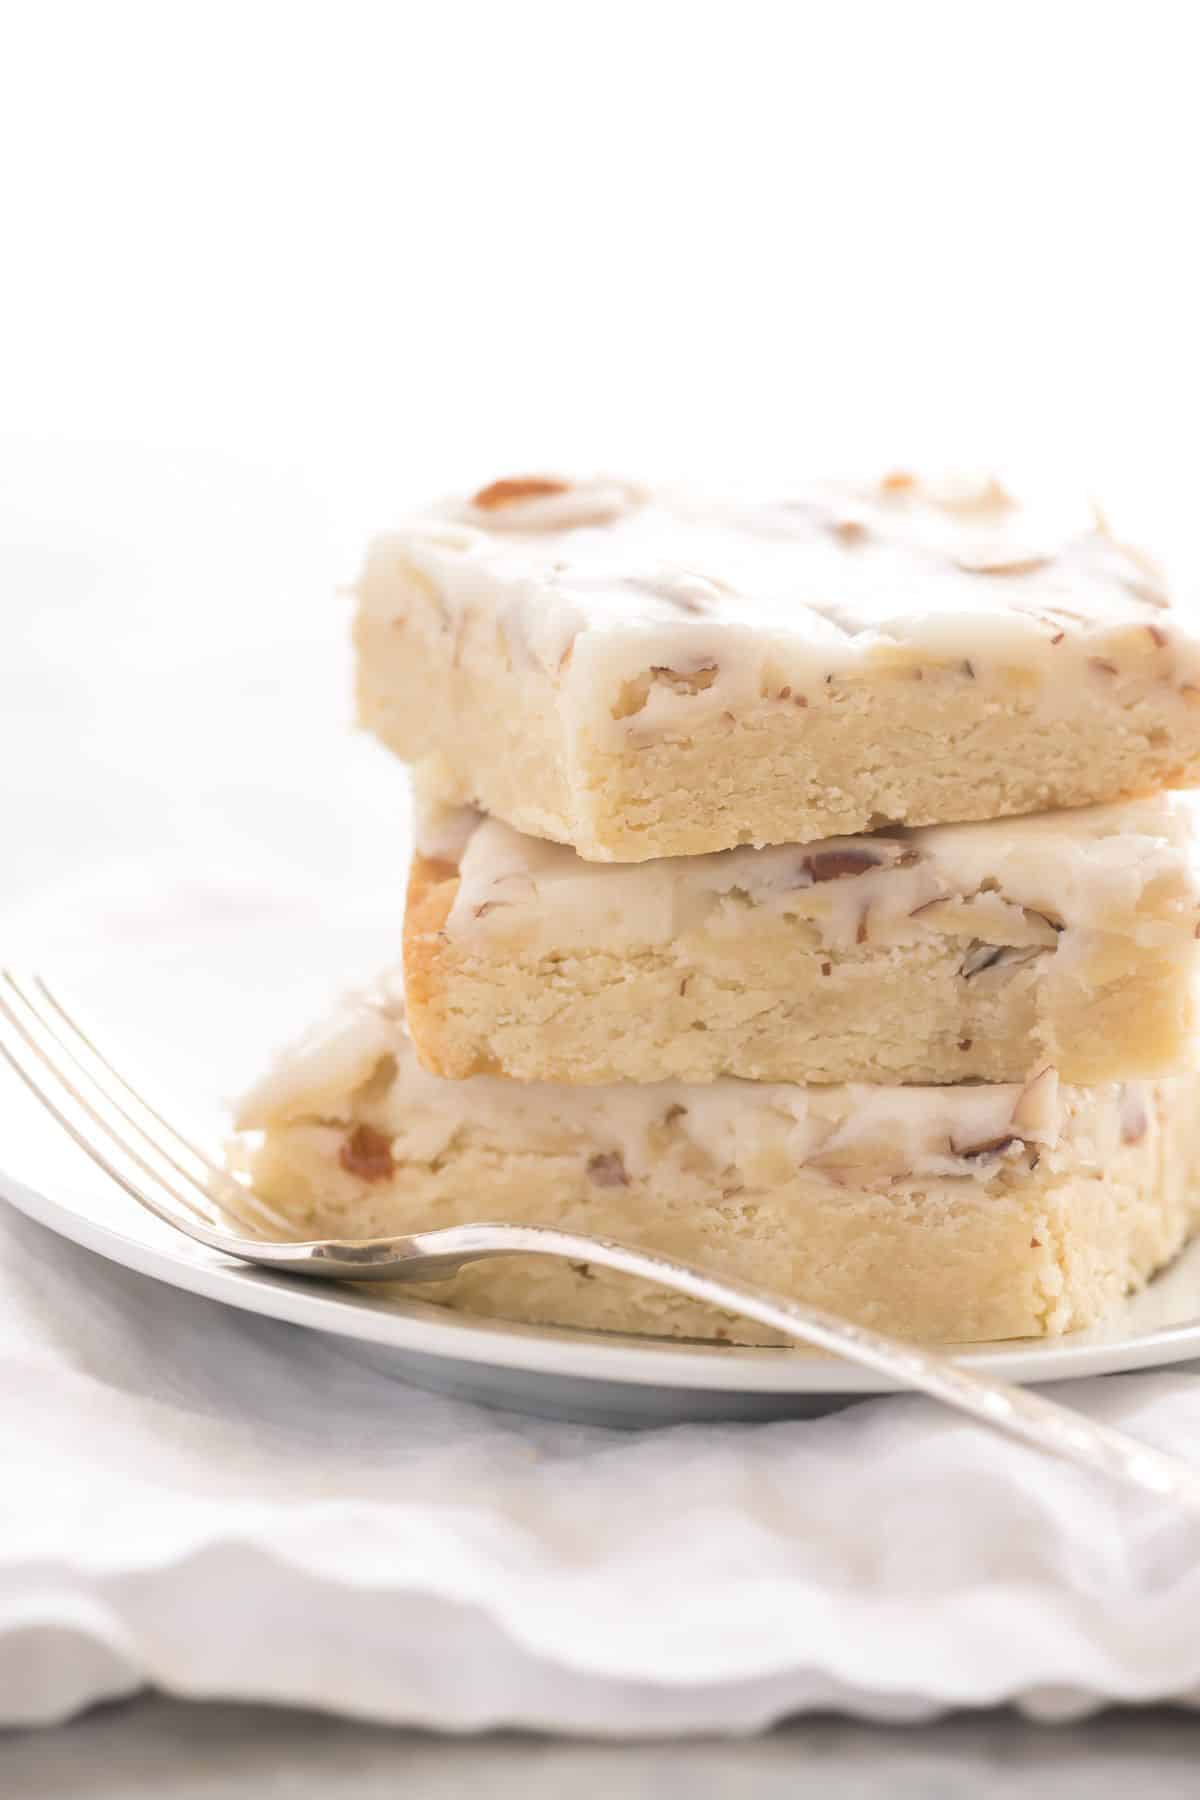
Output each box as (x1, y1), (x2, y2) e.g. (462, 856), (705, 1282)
(333, 1221), (1200, 1509)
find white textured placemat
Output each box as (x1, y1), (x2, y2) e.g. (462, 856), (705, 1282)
(6, 1194), (1200, 1731)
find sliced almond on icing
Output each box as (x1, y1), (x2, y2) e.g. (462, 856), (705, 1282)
(467, 477), (644, 530)
(338, 1123), (396, 1184)
(959, 942), (1005, 978)
(1111, 538), (1170, 608)
(472, 476), (570, 509)
(950, 1133), (1022, 1164)
(803, 848), (885, 882)
(959, 942), (1046, 980)
(926, 475), (1015, 516)
(630, 568), (732, 615)
(1010, 1066), (1059, 1136)
(912, 895), (1061, 947)
(1119, 1087), (1150, 1145)
(954, 544), (1053, 576)
(586, 1150), (630, 1187)
(1123, 576), (1170, 609)
(793, 840), (916, 886)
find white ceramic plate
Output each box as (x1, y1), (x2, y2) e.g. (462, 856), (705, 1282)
(5, 955), (1200, 1426)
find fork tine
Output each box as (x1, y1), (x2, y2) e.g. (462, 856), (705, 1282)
(0, 1032), (221, 1248)
(0, 989), (233, 1239)
(24, 973), (289, 1236)
(4, 973), (224, 1215)
(0, 975), (281, 1239)
(36, 977), (247, 1190)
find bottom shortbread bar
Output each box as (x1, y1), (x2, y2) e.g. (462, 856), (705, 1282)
(234, 989), (1200, 1346)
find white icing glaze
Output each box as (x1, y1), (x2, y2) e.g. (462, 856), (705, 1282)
(236, 988), (1163, 1186)
(360, 474), (1199, 739)
(234, 1002), (399, 1131)
(423, 794), (1200, 957)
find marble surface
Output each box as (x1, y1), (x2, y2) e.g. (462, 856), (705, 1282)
(4, 1698), (1200, 1797)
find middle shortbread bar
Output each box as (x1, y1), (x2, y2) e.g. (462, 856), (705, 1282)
(405, 794), (1200, 1086)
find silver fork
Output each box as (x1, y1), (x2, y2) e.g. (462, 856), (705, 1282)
(3, 969), (1200, 1506)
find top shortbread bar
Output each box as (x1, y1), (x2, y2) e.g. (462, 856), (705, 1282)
(356, 472), (1200, 861)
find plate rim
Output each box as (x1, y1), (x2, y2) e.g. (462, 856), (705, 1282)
(6, 1159), (1200, 1395)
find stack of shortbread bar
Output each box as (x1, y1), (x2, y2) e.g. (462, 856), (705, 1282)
(237, 473), (1200, 1344)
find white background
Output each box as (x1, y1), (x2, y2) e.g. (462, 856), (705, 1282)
(4, 2), (1198, 506)
(1, 0), (1198, 983)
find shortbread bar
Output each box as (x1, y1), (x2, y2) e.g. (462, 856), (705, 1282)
(356, 473), (1200, 861)
(403, 795), (1200, 1086)
(234, 991), (1200, 1345)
